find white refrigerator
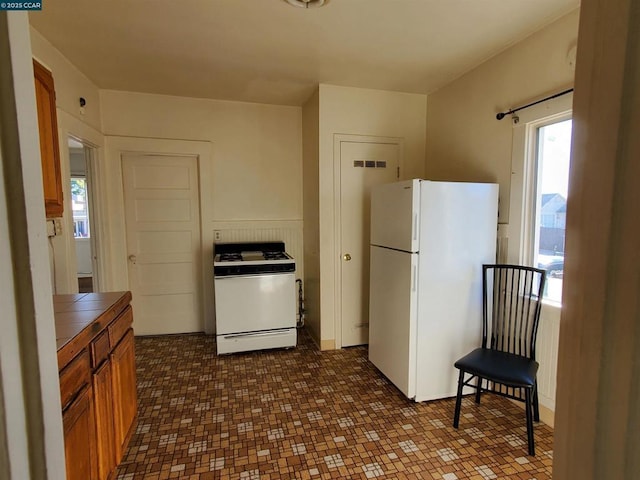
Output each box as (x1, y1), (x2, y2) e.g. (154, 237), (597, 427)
(368, 179), (498, 402)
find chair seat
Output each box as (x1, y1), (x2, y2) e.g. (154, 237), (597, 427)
(454, 348), (539, 388)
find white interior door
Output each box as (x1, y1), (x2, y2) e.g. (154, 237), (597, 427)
(122, 154), (202, 335)
(340, 140), (399, 347)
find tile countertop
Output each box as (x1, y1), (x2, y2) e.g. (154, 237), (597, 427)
(54, 291), (132, 370)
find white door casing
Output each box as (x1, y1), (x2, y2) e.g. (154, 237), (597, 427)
(83, 144), (101, 291)
(51, 110), (106, 294)
(122, 154), (202, 335)
(336, 136), (401, 347)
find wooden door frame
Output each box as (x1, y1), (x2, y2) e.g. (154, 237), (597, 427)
(105, 136), (214, 334)
(332, 134), (404, 349)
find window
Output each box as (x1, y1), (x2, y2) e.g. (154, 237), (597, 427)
(532, 119), (572, 303)
(71, 177), (90, 238)
(507, 92), (573, 306)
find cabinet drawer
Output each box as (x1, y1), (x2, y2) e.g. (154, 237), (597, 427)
(59, 350), (90, 410)
(91, 330), (110, 369)
(109, 306), (133, 349)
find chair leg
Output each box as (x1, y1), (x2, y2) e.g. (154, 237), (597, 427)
(524, 387), (535, 456)
(475, 376), (482, 404)
(453, 370), (465, 428)
(533, 381), (540, 422)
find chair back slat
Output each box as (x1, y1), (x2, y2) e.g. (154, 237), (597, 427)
(482, 264), (546, 360)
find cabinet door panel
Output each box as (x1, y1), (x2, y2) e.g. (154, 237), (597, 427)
(63, 386), (97, 480)
(111, 328), (137, 462)
(93, 360), (116, 480)
(33, 59), (63, 218)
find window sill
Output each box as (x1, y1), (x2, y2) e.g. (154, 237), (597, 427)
(541, 299), (562, 312)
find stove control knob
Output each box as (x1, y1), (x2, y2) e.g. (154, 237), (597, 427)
(343, 253), (352, 261)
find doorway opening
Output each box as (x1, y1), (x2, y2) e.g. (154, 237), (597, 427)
(68, 136), (100, 292)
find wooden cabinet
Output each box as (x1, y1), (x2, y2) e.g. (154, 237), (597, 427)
(63, 386), (97, 480)
(33, 59), (63, 218)
(56, 293), (136, 480)
(111, 329), (138, 462)
(92, 361), (116, 480)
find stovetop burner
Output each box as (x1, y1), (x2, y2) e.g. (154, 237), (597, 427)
(263, 251), (290, 261)
(213, 241), (295, 276)
(219, 253), (242, 262)
(216, 251), (292, 263)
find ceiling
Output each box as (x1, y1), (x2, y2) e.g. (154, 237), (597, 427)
(29, 0), (579, 106)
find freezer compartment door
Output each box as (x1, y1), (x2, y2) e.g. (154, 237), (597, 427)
(370, 179), (421, 252)
(368, 245), (418, 398)
(214, 273), (296, 334)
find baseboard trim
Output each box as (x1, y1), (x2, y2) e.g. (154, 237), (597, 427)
(537, 402), (555, 427)
(511, 399), (555, 427)
(320, 339), (335, 351)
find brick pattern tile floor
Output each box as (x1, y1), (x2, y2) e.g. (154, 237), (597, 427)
(115, 330), (553, 479)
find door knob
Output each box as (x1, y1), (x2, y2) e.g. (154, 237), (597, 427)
(128, 254), (137, 264)
(343, 253), (352, 261)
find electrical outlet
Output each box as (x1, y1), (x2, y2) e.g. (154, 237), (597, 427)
(214, 230), (222, 241)
(53, 218), (63, 235)
(46, 219), (56, 237)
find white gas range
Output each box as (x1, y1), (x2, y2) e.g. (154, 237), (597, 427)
(213, 242), (297, 354)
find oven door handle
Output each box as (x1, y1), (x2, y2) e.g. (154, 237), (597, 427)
(221, 330), (292, 339)
(214, 273), (294, 280)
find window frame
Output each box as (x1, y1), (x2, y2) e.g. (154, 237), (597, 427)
(507, 92), (573, 306)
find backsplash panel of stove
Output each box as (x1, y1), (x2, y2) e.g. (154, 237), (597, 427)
(211, 220), (303, 278)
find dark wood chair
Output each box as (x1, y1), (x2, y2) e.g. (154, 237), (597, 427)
(453, 264), (546, 456)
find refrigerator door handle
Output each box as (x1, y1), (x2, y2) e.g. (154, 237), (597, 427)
(412, 213), (418, 241)
(412, 265), (417, 292)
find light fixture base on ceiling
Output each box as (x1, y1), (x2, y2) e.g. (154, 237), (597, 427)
(285, 0), (328, 8)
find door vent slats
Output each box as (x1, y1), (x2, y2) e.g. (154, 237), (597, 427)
(353, 160), (388, 169)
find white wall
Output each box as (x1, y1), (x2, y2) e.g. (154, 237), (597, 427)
(26, 30), (305, 333)
(29, 27), (105, 294)
(69, 149), (85, 175)
(30, 28), (102, 132)
(425, 10), (579, 223)
(101, 90), (302, 220)
(100, 90), (303, 333)
(425, 9), (580, 419)
(317, 84), (427, 347)
(1, 13), (65, 479)
(75, 239), (92, 276)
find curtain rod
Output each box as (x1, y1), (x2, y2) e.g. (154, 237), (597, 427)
(496, 88), (574, 120)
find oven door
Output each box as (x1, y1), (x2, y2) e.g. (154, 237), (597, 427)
(214, 272), (296, 334)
